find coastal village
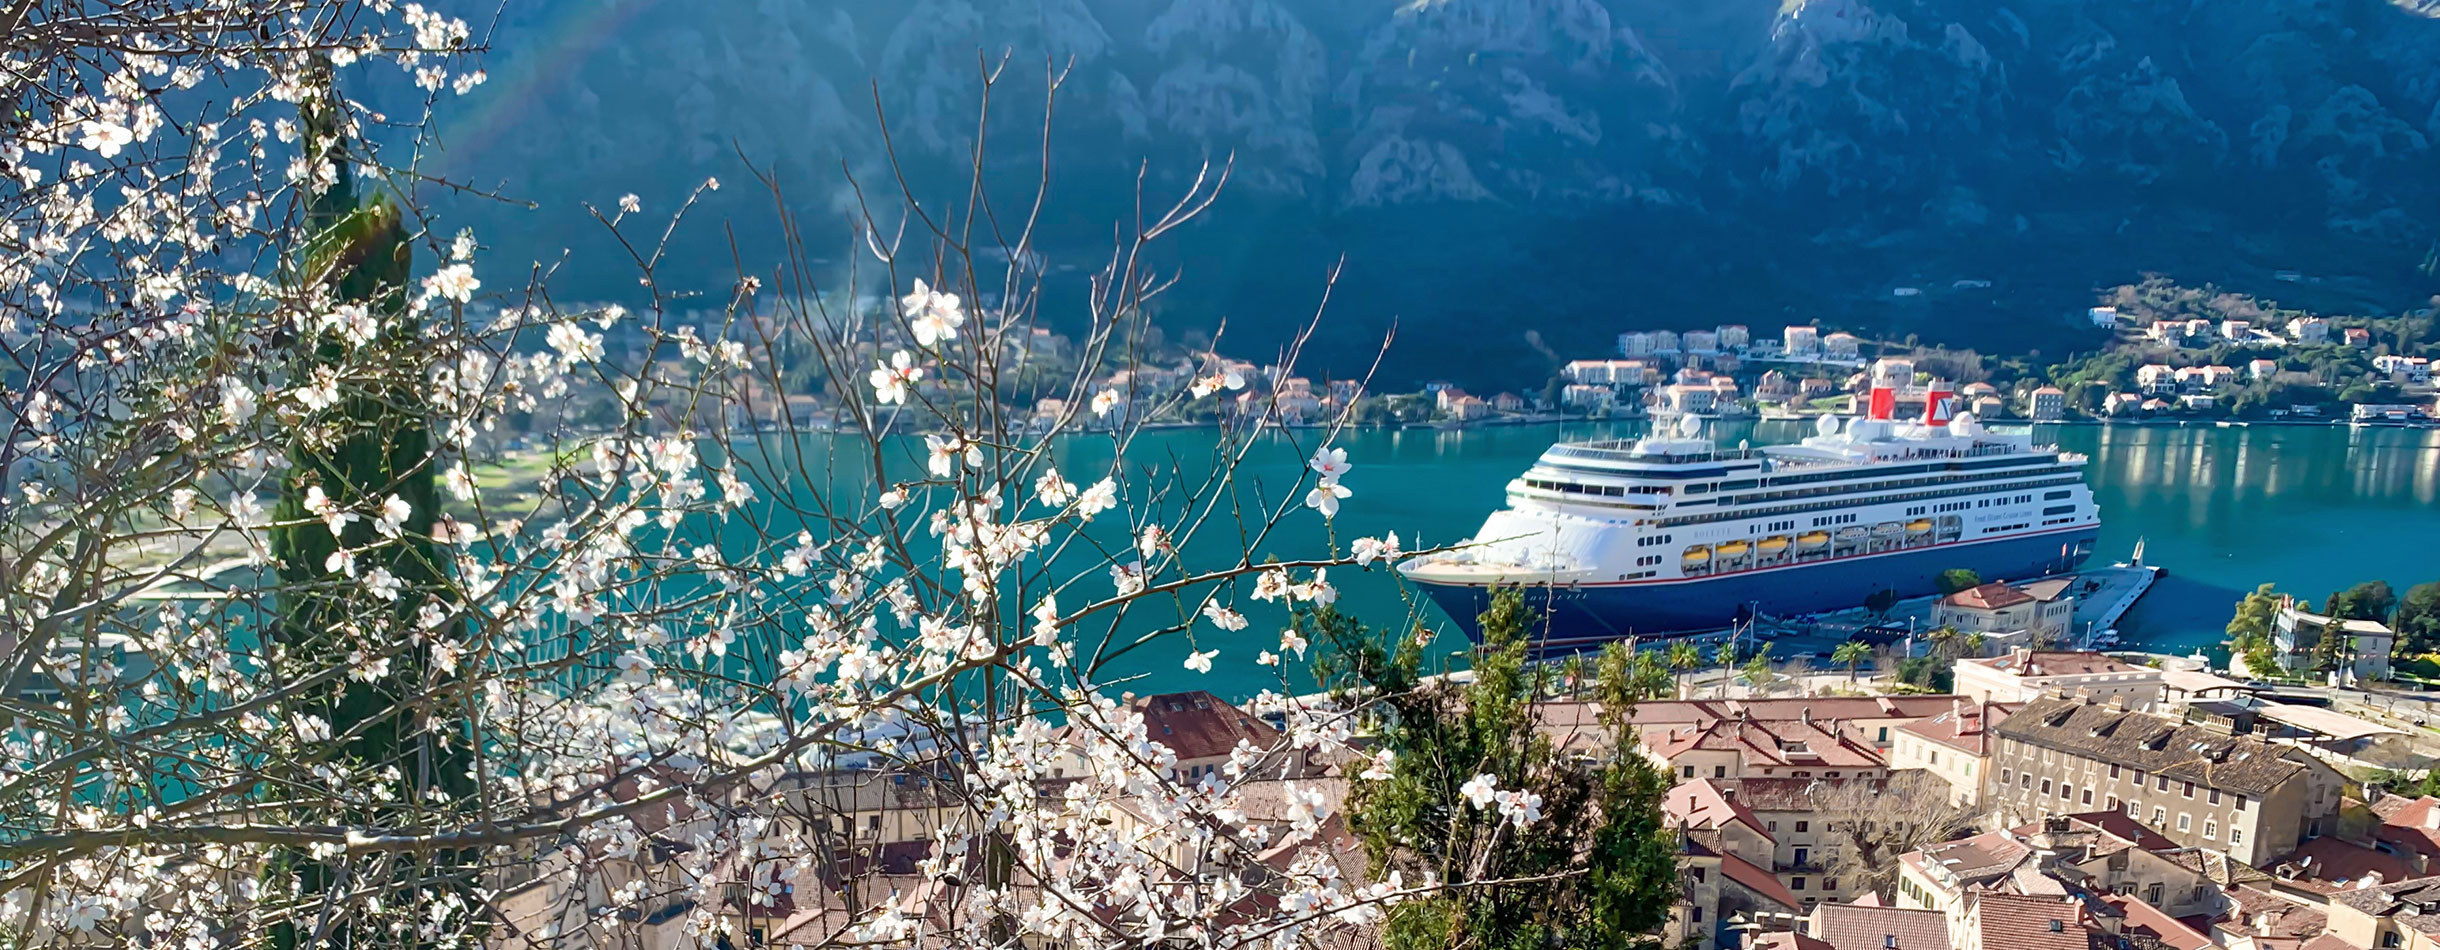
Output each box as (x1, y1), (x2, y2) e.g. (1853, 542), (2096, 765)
(483, 553), (2440, 950)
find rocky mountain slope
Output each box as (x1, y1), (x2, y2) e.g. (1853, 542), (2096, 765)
(432, 0), (2440, 386)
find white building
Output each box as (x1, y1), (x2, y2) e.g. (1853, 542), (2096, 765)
(1683, 330), (1719, 354)
(2272, 602), (2395, 683)
(1954, 649), (2163, 710)
(1934, 579), (2078, 643)
(2088, 306), (2119, 328)
(1822, 332), (1861, 359)
(1717, 324), (1751, 349)
(1783, 326), (1821, 356)
(2028, 386), (2067, 422)
(2288, 316), (2330, 345)
(1618, 332), (1654, 358)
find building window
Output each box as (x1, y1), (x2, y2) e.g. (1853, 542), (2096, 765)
(1693, 907), (1704, 924)
(2042, 779), (2054, 796)
(2204, 820), (2217, 840)
(2108, 796), (2119, 810)
(1795, 847), (1810, 865)
(2182, 782), (2195, 799)
(2157, 777), (2169, 792)
(2061, 784), (2074, 801)
(2023, 774), (2034, 789)
(1796, 821), (1809, 833)
(1692, 868), (1706, 883)
(1769, 822), (1779, 833)
(1878, 727), (1889, 742)
(1683, 766), (1696, 778)
(2231, 828), (2244, 846)
(2382, 933), (2401, 949)
(1716, 766), (1728, 778)
(2151, 807), (2166, 826)
(2082, 789), (2094, 806)
(2147, 883), (2163, 904)
(2110, 765), (2121, 779)
(2177, 814), (2191, 832)
(1792, 878), (1807, 891)
(2210, 789), (2223, 805)
(2236, 795), (2248, 809)
(2002, 768), (2013, 784)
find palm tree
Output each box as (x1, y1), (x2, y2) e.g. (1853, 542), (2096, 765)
(1963, 631), (1988, 658)
(1833, 641), (1873, 682)
(1741, 643), (1777, 695)
(1924, 625), (1959, 661)
(1668, 642), (1703, 698)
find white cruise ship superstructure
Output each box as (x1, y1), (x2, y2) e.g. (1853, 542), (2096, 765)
(1398, 359), (2100, 648)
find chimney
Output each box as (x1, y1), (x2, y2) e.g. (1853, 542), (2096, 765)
(1922, 379), (1956, 426)
(1868, 360), (1903, 420)
(1801, 706), (1812, 726)
(2424, 804), (2439, 832)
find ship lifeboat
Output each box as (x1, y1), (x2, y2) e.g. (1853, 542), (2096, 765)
(1906, 519), (1934, 535)
(1758, 536), (1791, 554)
(1834, 527), (1868, 542)
(1794, 532), (1831, 551)
(1715, 540), (1751, 557)
(1682, 545), (1712, 564)
(1872, 522), (1904, 536)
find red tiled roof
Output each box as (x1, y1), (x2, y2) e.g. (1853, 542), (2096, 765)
(2098, 894), (2213, 950)
(2268, 836), (2421, 893)
(1968, 650), (2144, 678)
(1130, 691), (1279, 761)
(2298, 935), (2366, 950)
(1646, 718), (1888, 771)
(1899, 701), (2018, 755)
(1721, 850), (1802, 910)
(1945, 582), (2033, 610)
(1811, 902), (1952, 950)
(1969, 893), (2102, 950)
(1754, 933), (1835, 950)
(1729, 777), (1881, 813)
(2009, 811), (2180, 856)
(2372, 795), (2440, 867)
(1666, 778), (1771, 839)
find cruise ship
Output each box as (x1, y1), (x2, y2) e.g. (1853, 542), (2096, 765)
(1398, 360), (2100, 649)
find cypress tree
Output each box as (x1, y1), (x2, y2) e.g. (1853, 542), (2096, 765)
(267, 74), (478, 947)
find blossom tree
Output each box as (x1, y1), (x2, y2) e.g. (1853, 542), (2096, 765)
(0, 5), (1596, 947)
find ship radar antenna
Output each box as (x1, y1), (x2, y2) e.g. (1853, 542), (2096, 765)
(1676, 412), (1702, 439)
(1816, 413), (1841, 437)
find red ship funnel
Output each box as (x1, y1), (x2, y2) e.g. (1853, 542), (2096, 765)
(1867, 385), (1897, 420)
(1922, 380), (1955, 425)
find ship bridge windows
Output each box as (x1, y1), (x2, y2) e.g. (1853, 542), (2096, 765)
(1524, 478), (1629, 497)
(2045, 489), (2073, 500)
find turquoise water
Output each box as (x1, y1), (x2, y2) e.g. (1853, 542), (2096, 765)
(1036, 421), (2440, 697)
(727, 421), (2440, 699)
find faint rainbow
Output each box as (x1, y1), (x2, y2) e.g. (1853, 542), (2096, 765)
(441, 0), (668, 159)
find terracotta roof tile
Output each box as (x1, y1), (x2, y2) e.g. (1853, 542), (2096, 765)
(1990, 697), (2312, 797)
(1130, 690), (1279, 761)
(2098, 894), (2214, 950)
(1810, 902), (1952, 950)
(1968, 893), (2104, 950)
(1722, 850), (1802, 910)
(1667, 778), (1771, 839)
(2267, 836), (2421, 893)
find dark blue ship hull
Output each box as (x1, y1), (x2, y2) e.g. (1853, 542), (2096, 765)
(1417, 526), (2100, 652)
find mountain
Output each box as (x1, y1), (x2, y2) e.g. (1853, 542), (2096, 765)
(426, 0), (2440, 388)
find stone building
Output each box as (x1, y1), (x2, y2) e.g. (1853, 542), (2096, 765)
(1983, 697), (2345, 866)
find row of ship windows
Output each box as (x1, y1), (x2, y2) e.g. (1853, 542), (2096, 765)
(1655, 477), (2086, 528)
(1634, 533), (1678, 547)
(1686, 467), (2083, 510)
(1523, 467), (2081, 512)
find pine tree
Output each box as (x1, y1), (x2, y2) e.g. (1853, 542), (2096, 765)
(267, 74), (478, 948)
(1309, 592), (1678, 950)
